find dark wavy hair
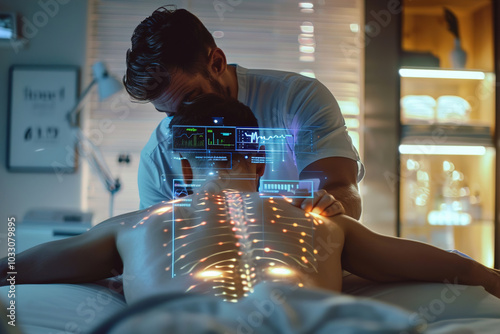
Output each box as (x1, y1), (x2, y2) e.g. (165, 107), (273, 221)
(124, 6), (217, 102)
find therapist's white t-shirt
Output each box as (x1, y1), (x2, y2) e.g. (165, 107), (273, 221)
(138, 65), (364, 209)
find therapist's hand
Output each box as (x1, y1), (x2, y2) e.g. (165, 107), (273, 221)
(291, 189), (345, 217)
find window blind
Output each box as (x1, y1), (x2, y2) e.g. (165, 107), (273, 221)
(86, 0), (363, 223)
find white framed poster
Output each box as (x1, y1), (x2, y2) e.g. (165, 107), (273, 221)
(7, 65), (79, 172)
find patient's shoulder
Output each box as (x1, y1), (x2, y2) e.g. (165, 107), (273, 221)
(92, 201), (175, 233)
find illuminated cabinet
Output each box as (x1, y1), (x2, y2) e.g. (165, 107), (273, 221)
(398, 0), (497, 267)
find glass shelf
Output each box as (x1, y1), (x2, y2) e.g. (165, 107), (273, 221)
(399, 151), (495, 267)
(399, 68), (488, 80)
(399, 0), (496, 268)
(401, 124), (493, 147)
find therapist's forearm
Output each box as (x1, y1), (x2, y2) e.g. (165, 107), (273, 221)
(323, 184), (362, 219)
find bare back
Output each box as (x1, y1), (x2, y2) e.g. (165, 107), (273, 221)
(115, 191), (343, 303)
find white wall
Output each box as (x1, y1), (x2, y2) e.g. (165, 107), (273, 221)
(0, 0), (89, 257)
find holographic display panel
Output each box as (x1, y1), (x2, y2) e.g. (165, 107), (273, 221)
(189, 153), (232, 169)
(172, 126), (314, 153)
(259, 180), (314, 198)
(172, 179), (205, 199)
(172, 126), (206, 151)
(206, 127), (236, 151)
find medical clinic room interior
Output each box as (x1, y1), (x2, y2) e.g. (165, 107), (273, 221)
(1, 0), (500, 333)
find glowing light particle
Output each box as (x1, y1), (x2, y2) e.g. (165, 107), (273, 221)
(302, 247), (307, 252)
(268, 267), (294, 276)
(283, 229), (288, 233)
(164, 229), (168, 232)
(198, 270), (223, 278)
(301, 232), (306, 236)
(299, 239), (304, 244)
(264, 247), (271, 252)
(153, 206), (172, 215)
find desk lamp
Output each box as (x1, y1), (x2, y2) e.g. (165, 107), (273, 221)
(66, 62), (123, 217)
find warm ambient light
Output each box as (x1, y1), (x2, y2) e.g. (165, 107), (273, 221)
(428, 210), (471, 226)
(300, 21), (314, 33)
(299, 2), (314, 9)
(399, 68), (485, 80)
(399, 145), (486, 156)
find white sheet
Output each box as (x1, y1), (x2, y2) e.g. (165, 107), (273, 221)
(92, 282), (421, 334)
(343, 274), (500, 333)
(0, 282), (126, 334)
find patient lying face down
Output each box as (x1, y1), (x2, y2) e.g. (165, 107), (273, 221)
(112, 95), (344, 303)
(1, 94), (499, 304)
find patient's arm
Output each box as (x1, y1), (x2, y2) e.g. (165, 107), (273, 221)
(331, 214), (500, 298)
(0, 219), (123, 286)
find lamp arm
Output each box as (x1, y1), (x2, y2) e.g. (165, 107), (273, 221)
(67, 78), (97, 127)
(75, 127), (121, 198)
